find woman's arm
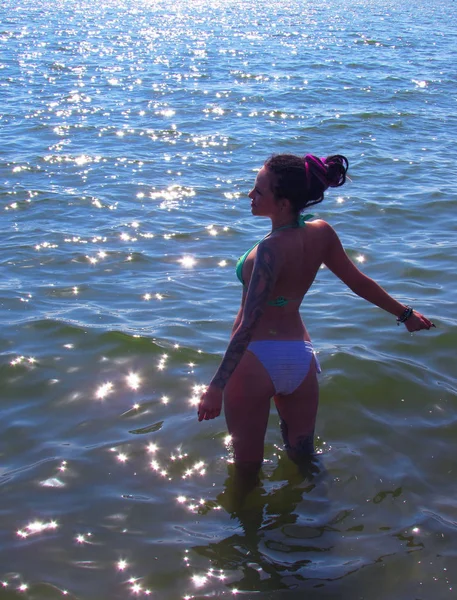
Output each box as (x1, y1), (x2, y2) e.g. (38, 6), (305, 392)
(322, 222), (434, 330)
(198, 239), (279, 421)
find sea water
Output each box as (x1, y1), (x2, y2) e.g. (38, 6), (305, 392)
(1, 0), (456, 598)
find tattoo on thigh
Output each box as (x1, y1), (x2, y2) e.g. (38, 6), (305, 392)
(280, 419), (315, 455)
(294, 433), (315, 455)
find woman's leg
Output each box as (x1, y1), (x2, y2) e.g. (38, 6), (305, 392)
(274, 358), (319, 463)
(224, 349), (275, 469)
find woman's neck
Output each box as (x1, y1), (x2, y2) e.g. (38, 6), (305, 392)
(270, 216), (299, 233)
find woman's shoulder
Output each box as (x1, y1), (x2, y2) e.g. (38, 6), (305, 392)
(303, 218), (335, 237)
(306, 218), (331, 228)
(305, 218), (340, 238)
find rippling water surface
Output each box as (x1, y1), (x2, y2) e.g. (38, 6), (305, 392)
(1, 0), (456, 597)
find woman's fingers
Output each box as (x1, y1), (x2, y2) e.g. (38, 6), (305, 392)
(197, 386), (223, 421)
(201, 411), (217, 420)
(417, 312), (435, 329)
(406, 311), (436, 332)
(197, 406), (221, 421)
(419, 318), (430, 329)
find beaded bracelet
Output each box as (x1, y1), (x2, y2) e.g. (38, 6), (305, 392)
(397, 306), (413, 325)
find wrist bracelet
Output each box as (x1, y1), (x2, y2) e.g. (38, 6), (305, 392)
(397, 306), (413, 325)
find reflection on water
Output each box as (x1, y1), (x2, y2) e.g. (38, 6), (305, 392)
(190, 456), (327, 594)
(1, 319), (454, 598)
(1, 0), (457, 597)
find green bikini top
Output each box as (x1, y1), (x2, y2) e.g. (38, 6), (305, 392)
(235, 214), (313, 307)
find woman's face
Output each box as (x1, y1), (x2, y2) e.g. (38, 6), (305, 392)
(248, 167), (279, 217)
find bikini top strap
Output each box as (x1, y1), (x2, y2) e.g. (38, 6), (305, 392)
(298, 213), (314, 227)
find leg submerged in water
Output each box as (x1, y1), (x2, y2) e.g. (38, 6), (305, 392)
(222, 350), (276, 509)
(217, 461), (263, 516)
(224, 349), (275, 465)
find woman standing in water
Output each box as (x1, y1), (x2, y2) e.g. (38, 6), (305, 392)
(197, 153), (434, 475)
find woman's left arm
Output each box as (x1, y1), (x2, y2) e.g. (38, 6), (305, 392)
(198, 239), (279, 421)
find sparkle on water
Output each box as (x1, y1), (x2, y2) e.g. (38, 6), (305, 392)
(1, 0), (454, 597)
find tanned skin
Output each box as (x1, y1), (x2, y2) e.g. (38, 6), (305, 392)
(197, 165), (434, 430)
(210, 241), (277, 392)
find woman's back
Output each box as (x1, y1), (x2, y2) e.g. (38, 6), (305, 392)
(197, 151), (433, 467)
(240, 219), (332, 340)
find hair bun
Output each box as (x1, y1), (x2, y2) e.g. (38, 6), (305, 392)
(265, 152), (349, 212)
(323, 154), (349, 188)
(304, 154), (348, 191)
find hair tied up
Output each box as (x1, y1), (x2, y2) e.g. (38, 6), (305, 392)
(305, 154), (348, 191)
(304, 155), (327, 189)
(324, 154), (349, 188)
(264, 151), (349, 213)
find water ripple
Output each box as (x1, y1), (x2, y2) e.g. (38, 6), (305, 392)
(1, 0), (456, 597)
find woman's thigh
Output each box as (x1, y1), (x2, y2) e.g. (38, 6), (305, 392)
(224, 350), (275, 465)
(274, 358), (319, 454)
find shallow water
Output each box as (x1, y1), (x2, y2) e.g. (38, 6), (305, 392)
(1, 0), (456, 598)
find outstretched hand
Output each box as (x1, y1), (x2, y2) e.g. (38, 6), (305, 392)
(197, 384), (222, 422)
(404, 310), (435, 332)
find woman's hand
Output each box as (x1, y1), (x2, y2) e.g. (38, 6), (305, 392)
(197, 384), (223, 422)
(404, 310), (435, 332)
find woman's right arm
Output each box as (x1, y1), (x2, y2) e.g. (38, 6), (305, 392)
(321, 222), (434, 330)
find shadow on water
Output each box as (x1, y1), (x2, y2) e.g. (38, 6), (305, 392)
(192, 454), (335, 594)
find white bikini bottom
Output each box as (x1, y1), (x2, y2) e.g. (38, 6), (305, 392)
(247, 340), (321, 396)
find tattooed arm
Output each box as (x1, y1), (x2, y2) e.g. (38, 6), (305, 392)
(211, 239), (277, 388)
(198, 239), (279, 421)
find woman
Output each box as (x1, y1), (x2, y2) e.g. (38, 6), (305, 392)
(197, 153), (434, 474)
